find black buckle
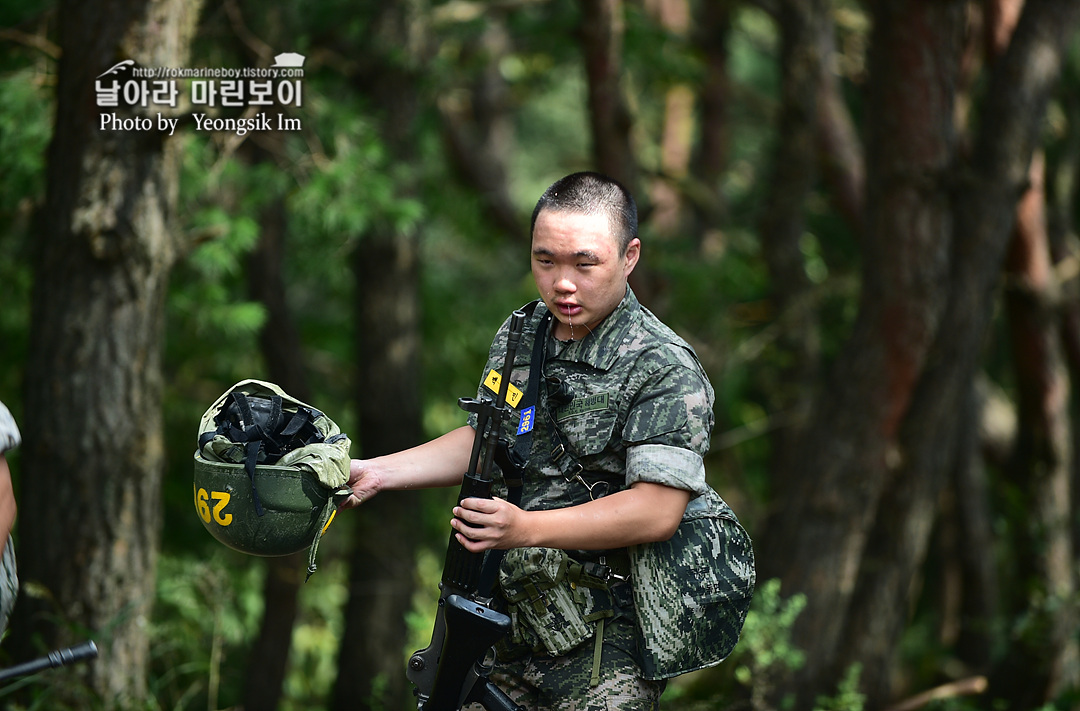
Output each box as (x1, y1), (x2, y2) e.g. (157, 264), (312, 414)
(581, 558), (629, 584)
(582, 561), (613, 582)
(599, 555), (629, 582)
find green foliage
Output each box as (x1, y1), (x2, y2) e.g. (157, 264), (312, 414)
(170, 137), (269, 347)
(0, 64), (51, 405)
(149, 553), (264, 710)
(734, 578), (807, 686)
(0, 68), (49, 217)
(289, 103), (422, 239)
(147, 552), (350, 711)
(279, 559), (348, 710)
(660, 577), (806, 710)
(813, 664), (865, 711)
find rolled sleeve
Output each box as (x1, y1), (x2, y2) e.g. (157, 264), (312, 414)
(626, 443), (708, 496)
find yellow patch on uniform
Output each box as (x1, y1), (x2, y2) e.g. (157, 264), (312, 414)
(484, 369), (524, 408)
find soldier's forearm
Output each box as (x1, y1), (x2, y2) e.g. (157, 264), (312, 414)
(362, 425), (474, 493)
(521, 481), (689, 550)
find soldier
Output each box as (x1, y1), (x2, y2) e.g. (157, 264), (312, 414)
(344, 171), (717, 710)
(0, 401), (20, 638)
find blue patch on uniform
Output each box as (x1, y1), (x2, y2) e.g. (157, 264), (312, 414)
(517, 406), (536, 435)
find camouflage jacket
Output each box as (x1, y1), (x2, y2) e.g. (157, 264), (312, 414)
(0, 401), (20, 638)
(470, 288), (715, 552)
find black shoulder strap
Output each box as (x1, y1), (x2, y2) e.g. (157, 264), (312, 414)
(480, 303), (550, 597)
(493, 301), (550, 503)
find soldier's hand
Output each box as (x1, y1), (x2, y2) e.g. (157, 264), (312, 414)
(451, 497), (527, 551)
(341, 459), (380, 510)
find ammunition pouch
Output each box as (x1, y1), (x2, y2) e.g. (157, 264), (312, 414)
(497, 547), (621, 659)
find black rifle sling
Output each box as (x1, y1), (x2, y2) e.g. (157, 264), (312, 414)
(479, 303), (550, 597)
(492, 301), (547, 502)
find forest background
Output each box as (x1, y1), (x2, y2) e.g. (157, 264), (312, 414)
(2, 0), (1080, 710)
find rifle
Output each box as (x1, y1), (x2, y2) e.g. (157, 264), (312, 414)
(0, 640), (98, 684)
(407, 310), (527, 711)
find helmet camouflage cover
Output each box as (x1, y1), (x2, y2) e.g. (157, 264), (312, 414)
(194, 379), (352, 578)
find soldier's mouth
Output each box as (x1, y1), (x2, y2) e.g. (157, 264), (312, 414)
(555, 302), (582, 317)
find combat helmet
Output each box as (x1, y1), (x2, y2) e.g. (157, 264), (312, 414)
(194, 379), (352, 579)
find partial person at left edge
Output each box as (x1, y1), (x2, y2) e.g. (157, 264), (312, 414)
(0, 400), (19, 638)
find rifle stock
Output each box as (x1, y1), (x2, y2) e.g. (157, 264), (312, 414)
(407, 310), (527, 711)
(422, 595), (512, 710)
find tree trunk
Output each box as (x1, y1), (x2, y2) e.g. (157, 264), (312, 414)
(332, 7), (427, 707)
(990, 147), (1079, 705)
(14, 0), (201, 706)
(243, 189), (311, 711)
(689, 0), (733, 240)
(823, 2), (965, 706)
(837, 1), (1080, 706)
(759, 1), (962, 705)
(580, 0), (637, 193)
(951, 380), (1001, 673)
(645, 0), (693, 239)
(331, 230), (424, 711)
(438, 14), (524, 242)
(1044, 59), (1080, 566)
(757, 0), (827, 499)
(983, 3), (1080, 700)
(814, 19), (864, 238)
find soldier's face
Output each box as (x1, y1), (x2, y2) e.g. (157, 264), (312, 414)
(531, 209), (640, 342)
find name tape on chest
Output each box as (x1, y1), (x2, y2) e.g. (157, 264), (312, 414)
(555, 392), (610, 420)
(484, 369), (524, 409)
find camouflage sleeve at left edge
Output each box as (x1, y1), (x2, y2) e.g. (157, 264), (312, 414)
(0, 402), (20, 454)
(626, 443), (708, 496)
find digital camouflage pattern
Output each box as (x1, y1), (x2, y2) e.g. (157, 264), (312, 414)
(0, 541), (15, 637)
(630, 487), (756, 679)
(472, 289), (714, 521)
(498, 547), (594, 656)
(0, 401), (20, 637)
(479, 614), (664, 711)
(467, 289), (752, 699)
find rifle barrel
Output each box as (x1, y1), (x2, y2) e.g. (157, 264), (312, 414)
(0, 640), (98, 683)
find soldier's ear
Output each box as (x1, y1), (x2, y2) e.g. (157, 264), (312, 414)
(623, 238), (641, 276)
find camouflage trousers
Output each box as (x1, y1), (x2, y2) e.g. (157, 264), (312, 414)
(470, 614), (665, 711)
